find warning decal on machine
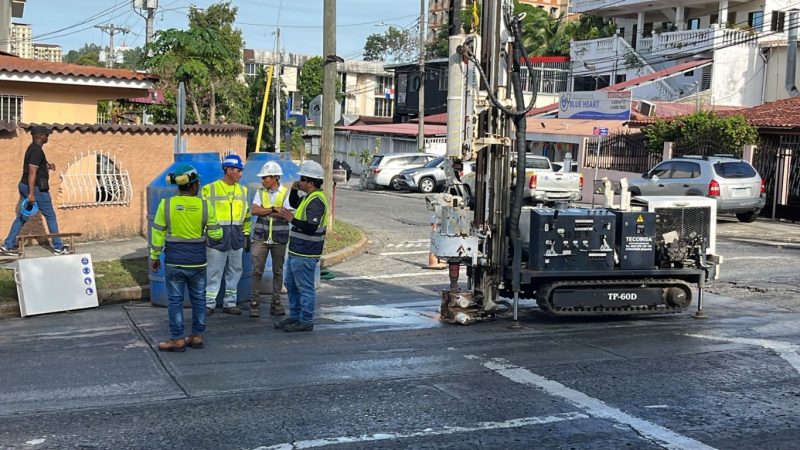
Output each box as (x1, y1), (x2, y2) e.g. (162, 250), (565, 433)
(625, 235), (653, 251)
(636, 214), (644, 224)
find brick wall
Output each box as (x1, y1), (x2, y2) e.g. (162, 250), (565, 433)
(0, 125), (248, 244)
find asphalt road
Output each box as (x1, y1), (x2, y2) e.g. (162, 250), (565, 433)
(1, 185), (799, 450)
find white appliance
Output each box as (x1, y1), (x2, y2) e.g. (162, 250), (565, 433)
(631, 195), (718, 256)
(13, 253), (99, 317)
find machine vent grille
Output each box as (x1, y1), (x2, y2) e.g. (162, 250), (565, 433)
(654, 206), (712, 252)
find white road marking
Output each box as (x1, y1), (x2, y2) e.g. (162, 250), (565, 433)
(474, 356), (716, 450)
(722, 256), (785, 261)
(686, 334), (800, 374)
(253, 412), (588, 450)
(328, 271), (463, 282)
(26, 439), (46, 446)
(378, 250), (430, 256)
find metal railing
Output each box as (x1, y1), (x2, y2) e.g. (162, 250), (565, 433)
(59, 150), (132, 208)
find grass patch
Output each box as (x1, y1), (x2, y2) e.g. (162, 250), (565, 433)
(0, 220), (363, 305)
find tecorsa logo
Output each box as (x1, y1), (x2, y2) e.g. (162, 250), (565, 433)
(560, 93), (570, 111)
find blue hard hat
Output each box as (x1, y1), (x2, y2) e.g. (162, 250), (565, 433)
(222, 154), (244, 170)
(19, 199), (38, 217)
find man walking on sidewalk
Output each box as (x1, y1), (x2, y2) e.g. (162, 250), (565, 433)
(202, 154), (251, 316)
(1, 126), (69, 256)
(249, 161), (293, 318)
(150, 164), (223, 352)
(275, 160), (329, 332)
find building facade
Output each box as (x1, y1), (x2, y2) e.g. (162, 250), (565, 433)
(10, 22), (30, 58)
(570, 0), (796, 107)
(33, 43), (61, 62)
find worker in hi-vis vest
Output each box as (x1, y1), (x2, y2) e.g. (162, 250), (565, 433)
(274, 160), (328, 332)
(150, 164), (223, 352)
(249, 161), (294, 318)
(201, 154), (251, 316)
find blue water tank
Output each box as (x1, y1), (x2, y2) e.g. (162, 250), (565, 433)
(148, 152), (256, 307)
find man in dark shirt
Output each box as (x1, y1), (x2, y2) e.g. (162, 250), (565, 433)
(1, 125), (68, 255)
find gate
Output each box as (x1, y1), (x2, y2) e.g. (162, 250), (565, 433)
(672, 138), (738, 158)
(754, 136), (800, 221)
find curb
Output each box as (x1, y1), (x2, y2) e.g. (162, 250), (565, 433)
(0, 233), (369, 320)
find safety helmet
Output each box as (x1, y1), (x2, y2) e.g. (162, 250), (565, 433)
(257, 161), (283, 177)
(19, 199), (38, 217)
(222, 154), (244, 170)
(166, 163), (201, 186)
(298, 160), (324, 180)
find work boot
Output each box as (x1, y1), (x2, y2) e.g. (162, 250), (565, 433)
(249, 301), (260, 318)
(158, 338), (186, 352)
(270, 301), (285, 316)
(274, 317), (297, 330)
(185, 335), (204, 349)
(206, 307), (215, 316)
(222, 306), (242, 315)
(284, 321), (314, 332)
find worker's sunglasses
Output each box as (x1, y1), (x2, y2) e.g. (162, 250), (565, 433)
(299, 176), (311, 183)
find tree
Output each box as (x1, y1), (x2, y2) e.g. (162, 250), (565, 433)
(63, 43), (104, 67)
(297, 56), (324, 111)
(144, 1), (245, 124)
(644, 112), (759, 155)
(563, 14), (617, 42)
(362, 26), (417, 62)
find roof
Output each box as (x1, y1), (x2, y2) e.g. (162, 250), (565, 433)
(410, 112), (448, 124)
(720, 96), (800, 128)
(336, 122), (447, 137)
(18, 123), (252, 134)
(0, 54), (159, 81)
(628, 101), (743, 124)
(383, 58), (449, 70)
(123, 88), (166, 105)
(599, 59), (712, 92)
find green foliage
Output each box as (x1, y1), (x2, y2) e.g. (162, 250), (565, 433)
(644, 112), (759, 154)
(144, 1), (246, 124)
(623, 51), (644, 74)
(63, 43), (104, 67)
(562, 14), (617, 42)
(362, 25), (417, 62)
(298, 56), (324, 111)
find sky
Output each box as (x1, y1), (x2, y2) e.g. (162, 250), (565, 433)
(22, 0), (422, 61)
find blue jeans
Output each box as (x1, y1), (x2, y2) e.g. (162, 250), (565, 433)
(3, 183), (64, 250)
(284, 254), (318, 325)
(166, 265), (207, 339)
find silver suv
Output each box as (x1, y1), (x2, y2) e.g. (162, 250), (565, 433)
(363, 152), (438, 190)
(628, 155), (766, 222)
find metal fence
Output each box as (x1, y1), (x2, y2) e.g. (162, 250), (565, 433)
(673, 138), (739, 158)
(754, 136), (800, 221)
(59, 150), (132, 208)
(583, 131), (658, 174)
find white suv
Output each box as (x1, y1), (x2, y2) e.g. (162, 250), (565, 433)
(363, 152), (438, 190)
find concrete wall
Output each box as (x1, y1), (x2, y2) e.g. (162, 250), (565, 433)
(711, 45), (763, 107)
(0, 125), (248, 243)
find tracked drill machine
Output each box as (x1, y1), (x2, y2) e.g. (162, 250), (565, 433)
(429, 0), (721, 324)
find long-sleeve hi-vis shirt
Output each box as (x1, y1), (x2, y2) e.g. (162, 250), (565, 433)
(150, 195), (223, 267)
(202, 179), (250, 251)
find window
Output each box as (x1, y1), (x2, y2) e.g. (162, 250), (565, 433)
(727, 11), (736, 26)
(397, 74), (407, 105)
(748, 11), (764, 30)
(245, 62), (257, 77)
(650, 162), (673, 179)
(615, 74), (626, 84)
(671, 162), (700, 178)
(643, 22), (653, 37)
(374, 98), (392, 117)
(714, 161), (757, 178)
(375, 75), (392, 95)
(772, 11), (786, 32)
(573, 75), (610, 91)
(688, 18), (700, 30)
(710, 13), (718, 25)
(0, 94), (23, 122)
(438, 69), (448, 91)
(60, 151), (132, 208)
(550, 7), (558, 16)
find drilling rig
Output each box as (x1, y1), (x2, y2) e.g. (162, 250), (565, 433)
(430, 0), (721, 324)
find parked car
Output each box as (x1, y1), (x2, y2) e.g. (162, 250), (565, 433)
(396, 156), (450, 193)
(333, 159), (352, 181)
(363, 152), (438, 190)
(626, 155), (766, 222)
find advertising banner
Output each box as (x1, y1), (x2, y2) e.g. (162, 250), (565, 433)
(559, 91), (632, 120)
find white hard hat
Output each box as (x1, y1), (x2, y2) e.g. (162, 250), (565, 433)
(257, 161), (283, 177)
(298, 160), (324, 180)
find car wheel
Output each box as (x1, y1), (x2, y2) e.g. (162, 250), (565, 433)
(736, 211), (759, 223)
(419, 177), (436, 193)
(390, 176), (402, 191)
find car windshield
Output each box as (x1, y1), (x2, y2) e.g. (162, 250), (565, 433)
(525, 157), (551, 170)
(424, 157), (445, 168)
(714, 161), (757, 178)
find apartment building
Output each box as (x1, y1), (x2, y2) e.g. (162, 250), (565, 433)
(33, 43), (61, 62)
(10, 22), (31, 58)
(570, 0), (797, 107)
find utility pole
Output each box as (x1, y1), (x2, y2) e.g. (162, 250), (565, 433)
(274, 28), (282, 153)
(133, 0), (158, 45)
(321, 0), (337, 202)
(417, 0), (426, 152)
(95, 24), (130, 68)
